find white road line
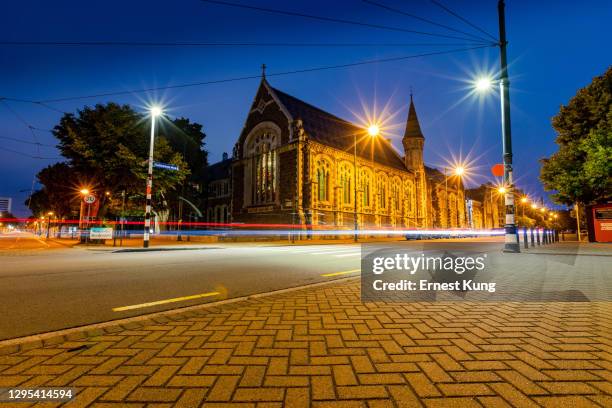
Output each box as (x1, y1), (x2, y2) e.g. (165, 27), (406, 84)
(334, 252), (361, 258)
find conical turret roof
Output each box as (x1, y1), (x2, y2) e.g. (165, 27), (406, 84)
(403, 95), (424, 139)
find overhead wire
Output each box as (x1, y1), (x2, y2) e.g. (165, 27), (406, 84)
(361, 0), (492, 43)
(200, 0), (491, 43)
(3, 44), (494, 105)
(0, 40), (493, 47)
(430, 0), (498, 42)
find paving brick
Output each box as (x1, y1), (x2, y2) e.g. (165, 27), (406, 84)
(233, 387), (284, 402)
(0, 279), (609, 407)
(206, 375), (240, 401)
(126, 387), (182, 402)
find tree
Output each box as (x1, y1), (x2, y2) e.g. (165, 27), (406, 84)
(29, 103), (208, 219)
(27, 163), (78, 218)
(540, 66), (612, 206)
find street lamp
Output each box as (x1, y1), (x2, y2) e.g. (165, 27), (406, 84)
(472, 1), (518, 251)
(444, 165), (467, 228)
(144, 105), (162, 248)
(353, 123), (380, 242)
(46, 211), (54, 239)
(475, 77), (493, 92)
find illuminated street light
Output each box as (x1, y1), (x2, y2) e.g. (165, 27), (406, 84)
(150, 106), (162, 117)
(531, 203), (538, 209)
(367, 124), (380, 137)
(498, 186), (507, 194)
(475, 77), (493, 92)
(454, 166), (465, 176)
(144, 105), (163, 248)
(540, 208), (546, 213)
(80, 188), (89, 195)
(520, 197), (528, 203)
(554, 214), (558, 219)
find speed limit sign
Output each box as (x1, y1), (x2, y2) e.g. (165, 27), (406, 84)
(84, 194), (96, 204)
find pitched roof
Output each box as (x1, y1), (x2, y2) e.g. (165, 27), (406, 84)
(403, 95), (424, 139)
(269, 84), (408, 172)
(207, 158), (232, 181)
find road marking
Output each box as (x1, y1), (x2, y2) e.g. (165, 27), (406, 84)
(321, 269), (361, 277)
(310, 249), (359, 255)
(334, 252), (361, 258)
(113, 291), (220, 312)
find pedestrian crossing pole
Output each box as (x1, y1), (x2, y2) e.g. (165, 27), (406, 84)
(498, 0), (520, 253)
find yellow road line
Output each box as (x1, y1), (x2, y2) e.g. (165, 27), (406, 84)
(113, 291), (220, 312)
(321, 269), (361, 277)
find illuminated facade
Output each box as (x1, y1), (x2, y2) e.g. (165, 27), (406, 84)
(211, 77), (468, 230)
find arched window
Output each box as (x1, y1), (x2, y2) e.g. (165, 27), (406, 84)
(378, 173), (388, 209)
(404, 180), (414, 215)
(360, 168), (372, 208)
(392, 177), (402, 212)
(339, 163), (353, 205)
(245, 125), (279, 205)
(315, 159), (330, 202)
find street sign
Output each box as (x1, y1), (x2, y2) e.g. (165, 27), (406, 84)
(84, 194), (96, 204)
(153, 162), (179, 171)
(90, 227), (113, 240)
(491, 164), (504, 177)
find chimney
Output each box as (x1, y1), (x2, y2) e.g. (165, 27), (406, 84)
(222, 152), (229, 161)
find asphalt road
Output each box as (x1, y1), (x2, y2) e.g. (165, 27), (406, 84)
(0, 233), (505, 340)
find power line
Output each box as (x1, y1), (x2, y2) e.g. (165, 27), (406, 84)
(0, 146), (61, 160)
(361, 0), (492, 43)
(0, 40), (492, 47)
(0, 135), (56, 147)
(4, 45), (493, 104)
(430, 0), (498, 42)
(201, 0), (490, 43)
(0, 100), (41, 156)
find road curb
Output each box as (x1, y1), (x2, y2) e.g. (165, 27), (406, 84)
(0, 276), (360, 355)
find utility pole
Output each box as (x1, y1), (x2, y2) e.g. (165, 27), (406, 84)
(498, 0), (519, 252)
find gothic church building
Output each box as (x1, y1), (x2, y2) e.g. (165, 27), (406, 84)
(209, 77), (465, 230)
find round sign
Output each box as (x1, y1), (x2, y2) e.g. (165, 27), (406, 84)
(84, 194), (96, 204)
(491, 164), (504, 177)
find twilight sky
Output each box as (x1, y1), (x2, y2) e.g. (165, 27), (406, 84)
(1, 0), (610, 216)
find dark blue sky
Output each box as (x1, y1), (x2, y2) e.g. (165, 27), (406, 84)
(1, 0), (610, 216)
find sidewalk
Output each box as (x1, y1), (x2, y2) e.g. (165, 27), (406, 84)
(1, 276), (610, 406)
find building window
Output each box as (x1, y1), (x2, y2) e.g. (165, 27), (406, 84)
(339, 163), (352, 205)
(360, 169), (372, 208)
(392, 180), (401, 211)
(247, 131), (278, 204)
(404, 180), (414, 215)
(378, 174), (387, 209)
(315, 159), (330, 202)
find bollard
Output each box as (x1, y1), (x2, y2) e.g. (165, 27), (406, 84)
(523, 227), (528, 249)
(561, 230), (564, 241)
(544, 229), (548, 245)
(536, 229), (541, 246)
(530, 228), (535, 247)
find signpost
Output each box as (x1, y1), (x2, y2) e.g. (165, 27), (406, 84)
(90, 227), (113, 240)
(153, 162), (179, 171)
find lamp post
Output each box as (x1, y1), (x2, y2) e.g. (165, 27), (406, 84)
(443, 166), (465, 228)
(473, 1), (519, 251)
(520, 196), (528, 226)
(353, 124), (380, 242)
(144, 106), (162, 248)
(46, 211), (54, 239)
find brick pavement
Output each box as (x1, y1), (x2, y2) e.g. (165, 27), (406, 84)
(0, 279), (610, 407)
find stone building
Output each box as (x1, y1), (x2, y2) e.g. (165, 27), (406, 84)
(205, 152), (232, 223)
(206, 76), (470, 231)
(465, 184), (504, 229)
